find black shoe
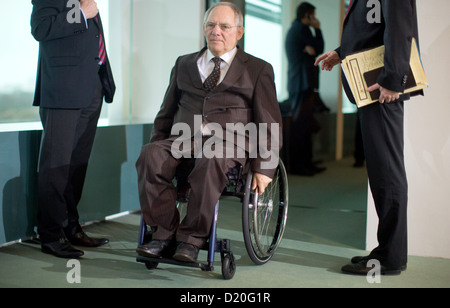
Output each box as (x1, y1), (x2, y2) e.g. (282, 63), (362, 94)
(341, 262), (403, 276)
(67, 231), (109, 247)
(351, 255), (370, 264)
(41, 239), (84, 259)
(351, 255), (407, 271)
(173, 242), (199, 263)
(136, 240), (174, 258)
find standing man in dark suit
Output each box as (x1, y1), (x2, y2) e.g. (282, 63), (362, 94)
(316, 0), (423, 275)
(285, 2), (326, 176)
(31, 0), (115, 258)
(136, 2), (282, 263)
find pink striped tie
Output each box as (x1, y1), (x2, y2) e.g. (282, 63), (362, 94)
(98, 34), (106, 64)
(95, 17), (106, 65)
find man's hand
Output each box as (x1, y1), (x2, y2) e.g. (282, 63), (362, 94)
(252, 173), (272, 195)
(314, 50), (340, 71)
(310, 16), (321, 29)
(304, 46), (316, 56)
(367, 83), (401, 104)
(80, 0), (98, 19)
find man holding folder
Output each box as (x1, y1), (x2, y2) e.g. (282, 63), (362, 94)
(315, 0), (423, 275)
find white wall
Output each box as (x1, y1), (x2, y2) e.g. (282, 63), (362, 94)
(130, 0), (204, 124)
(105, 0), (204, 125)
(366, 0), (450, 259)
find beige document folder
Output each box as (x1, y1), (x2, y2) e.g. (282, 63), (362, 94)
(341, 38), (428, 108)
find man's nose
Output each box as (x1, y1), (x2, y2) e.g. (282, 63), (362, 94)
(211, 24), (222, 34)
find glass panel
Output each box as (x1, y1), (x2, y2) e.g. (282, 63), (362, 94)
(0, 2), (39, 124)
(244, 0), (284, 101)
(0, 0), (204, 131)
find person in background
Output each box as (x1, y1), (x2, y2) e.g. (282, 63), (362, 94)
(285, 2), (327, 176)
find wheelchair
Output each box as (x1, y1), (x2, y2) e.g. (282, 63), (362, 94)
(136, 159), (289, 280)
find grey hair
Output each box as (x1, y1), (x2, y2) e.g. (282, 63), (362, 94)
(203, 2), (244, 27)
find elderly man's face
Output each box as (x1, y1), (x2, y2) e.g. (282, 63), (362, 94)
(204, 5), (244, 57)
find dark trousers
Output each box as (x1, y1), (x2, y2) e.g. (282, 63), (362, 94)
(289, 90), (316, 172)
(358, 101), (408, 268)
(354, 113), (365, 165)
(136, 137), (247, 248)
(37, 77), (103, 243)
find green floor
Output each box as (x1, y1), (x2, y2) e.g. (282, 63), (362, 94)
(1, 158), (449, 288)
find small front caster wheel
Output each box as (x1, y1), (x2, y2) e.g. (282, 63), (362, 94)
(221, 254), (236, 280)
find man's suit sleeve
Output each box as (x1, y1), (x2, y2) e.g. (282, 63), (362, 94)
(312, 28), (324, 56)
(251, 62), (283, 179)
(150, 59), (181, 143)
(31, 0), (87, 42)
(377, 0), (415, 93)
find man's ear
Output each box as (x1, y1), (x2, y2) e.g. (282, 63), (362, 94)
(237, 27), (245, 40)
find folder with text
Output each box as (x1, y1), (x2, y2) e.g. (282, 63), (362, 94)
(341, 38), (428, 108)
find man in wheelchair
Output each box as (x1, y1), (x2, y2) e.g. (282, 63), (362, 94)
(135, 2), (282, 263)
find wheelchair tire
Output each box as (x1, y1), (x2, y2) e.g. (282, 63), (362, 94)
(221, 254), (236, 280)
(242, 160), (288, 265)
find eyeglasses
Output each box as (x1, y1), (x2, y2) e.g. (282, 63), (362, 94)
(205, 22), (241, 32)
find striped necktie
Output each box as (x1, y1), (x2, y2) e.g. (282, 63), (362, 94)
(95, 16), (107, 65)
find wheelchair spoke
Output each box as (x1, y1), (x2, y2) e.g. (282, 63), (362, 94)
(253, 169), (282, 256)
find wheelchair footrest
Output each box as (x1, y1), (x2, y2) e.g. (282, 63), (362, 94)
(136, 238), (233, 273)
(136, 255), (214, 272)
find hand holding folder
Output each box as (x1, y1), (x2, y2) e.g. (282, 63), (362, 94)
(341, 38), (428, 108)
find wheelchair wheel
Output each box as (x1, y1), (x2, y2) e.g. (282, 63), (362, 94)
(242, 160), (288, 265)
(221, 254), (236, 280)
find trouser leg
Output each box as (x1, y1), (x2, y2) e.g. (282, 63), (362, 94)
(289, 90), (315, 172)
(38, 108), (80, 243)
(37, 78), (103, 243)
(176, 139), (247, 247)
(136, 137), (246, 248)
(358, 101), (408, 268)
(64, 85), (103, 236)
(136, 139), (182, 241)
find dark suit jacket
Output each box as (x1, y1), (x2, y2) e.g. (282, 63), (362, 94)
(337, 0), (422, 104)
(150, 47), (282, 178)
(31, 0), (115, 109)
(285, 20), (324, 94)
